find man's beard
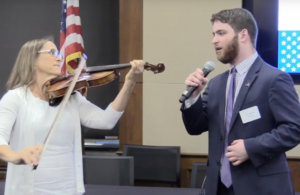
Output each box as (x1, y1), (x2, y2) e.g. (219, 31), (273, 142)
(217, 35), (239, 64)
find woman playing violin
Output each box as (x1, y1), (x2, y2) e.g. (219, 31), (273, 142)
(0, 38), (145, 195)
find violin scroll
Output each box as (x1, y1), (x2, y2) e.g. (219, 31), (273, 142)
(144, 62), (165, 74)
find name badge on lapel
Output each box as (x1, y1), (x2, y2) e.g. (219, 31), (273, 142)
(239, 106), (261, 124)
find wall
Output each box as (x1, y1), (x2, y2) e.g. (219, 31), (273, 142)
(142, 0), (300, 157)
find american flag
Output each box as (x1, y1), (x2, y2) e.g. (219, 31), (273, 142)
(278, 31), (300, 73)
(60, 0), (85, 75)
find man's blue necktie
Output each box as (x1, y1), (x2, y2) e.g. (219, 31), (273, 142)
(221, 67), (236, 188)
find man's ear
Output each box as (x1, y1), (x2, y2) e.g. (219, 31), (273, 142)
(239, 29), (249, 43)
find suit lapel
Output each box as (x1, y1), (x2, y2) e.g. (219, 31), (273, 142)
(229, 57), (263, 131)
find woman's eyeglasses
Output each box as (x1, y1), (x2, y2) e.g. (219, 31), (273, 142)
(38, 49), (63, 59)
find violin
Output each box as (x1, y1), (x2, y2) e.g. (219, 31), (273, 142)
(44, 62), (165, 106)
(36, 58), (166, 170)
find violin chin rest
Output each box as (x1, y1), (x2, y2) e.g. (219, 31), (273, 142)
(48, 96), (63, 107)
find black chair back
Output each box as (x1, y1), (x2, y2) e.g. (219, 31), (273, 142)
(83, 155), (134, 186)
(123, 144), (181, 187)
(190, 162), (207, 189)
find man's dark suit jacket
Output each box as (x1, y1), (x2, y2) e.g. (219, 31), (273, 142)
(181, 56), (300, 195)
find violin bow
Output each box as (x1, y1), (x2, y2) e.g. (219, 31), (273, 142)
(33, 55), (87, 170)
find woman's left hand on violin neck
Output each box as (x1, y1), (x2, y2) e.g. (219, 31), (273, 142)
(125, 60), (145, 82)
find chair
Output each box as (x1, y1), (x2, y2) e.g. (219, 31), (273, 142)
(190, 162), (207, 189)
(122, 144), (181, 187)
(83, 155), (134, 186)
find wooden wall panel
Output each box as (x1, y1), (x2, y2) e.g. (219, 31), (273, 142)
(181, 155), (300, 191)
(288, 158), (300, 192)
(119, 0), (143, 147)
(118, 83), (143, 146)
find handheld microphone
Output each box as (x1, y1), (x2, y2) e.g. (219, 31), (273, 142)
(179, 61), (215, 103)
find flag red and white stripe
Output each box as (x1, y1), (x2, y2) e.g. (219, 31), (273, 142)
(60, 0), (85, 75)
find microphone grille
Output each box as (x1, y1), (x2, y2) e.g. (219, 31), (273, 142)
(204, 61), (216, 72)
